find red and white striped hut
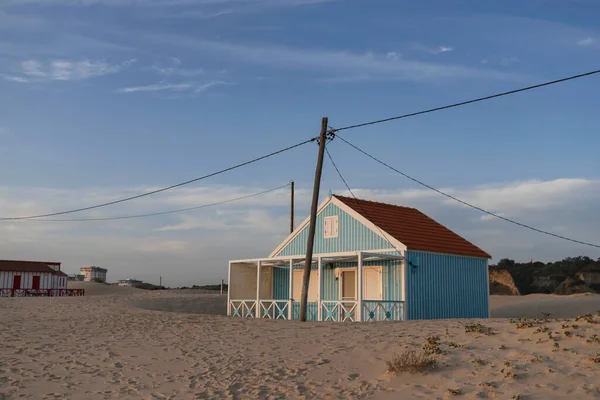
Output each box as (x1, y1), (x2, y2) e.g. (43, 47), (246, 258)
(0, 260), (83, 297)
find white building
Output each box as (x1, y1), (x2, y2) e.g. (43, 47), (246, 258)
(0, 259), (73, 297)
(118, 278), (142, 287)
(80, 266), (108, 282)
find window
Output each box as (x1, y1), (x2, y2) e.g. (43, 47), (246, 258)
(324, 216), (339, 238)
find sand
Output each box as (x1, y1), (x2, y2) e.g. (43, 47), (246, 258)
(1, 287), (599, 400)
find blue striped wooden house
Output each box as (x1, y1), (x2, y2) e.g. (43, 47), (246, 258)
(228, 194), (491, 321)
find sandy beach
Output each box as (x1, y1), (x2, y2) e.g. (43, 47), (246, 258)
(1, 283), (599, 400)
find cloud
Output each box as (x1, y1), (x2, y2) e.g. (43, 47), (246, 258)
(1, 74), (29, 83)
(2, 0), (334, 7)
(578, 37), (596, 46)
(140, 34), (521, 83)
(414, 44), (455, 55)
(117, 80), (230, 93)
(1, 178), (598, 286)
(12, 58), (136, 82)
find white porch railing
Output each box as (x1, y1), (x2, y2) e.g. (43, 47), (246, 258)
(229, 299), (257, 318)
(321, 301), (358, 322)
(362, 300), (404, 321)
(258, 300), (290, 320)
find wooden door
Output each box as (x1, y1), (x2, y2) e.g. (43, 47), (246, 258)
(363, 267), (382, 300)
(32, 276), (41, 291)
(341, 270), (356, 300)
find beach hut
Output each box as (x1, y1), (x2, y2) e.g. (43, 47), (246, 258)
(228, 194), (491, 321)
(0, 260), (81, 297)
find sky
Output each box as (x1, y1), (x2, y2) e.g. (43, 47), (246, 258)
(1, 0), (599, 287)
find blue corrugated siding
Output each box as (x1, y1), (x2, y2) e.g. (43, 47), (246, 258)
(406, 251), (488, 320)
(276, 203), (394, 257)
(272, 267), (289, 300)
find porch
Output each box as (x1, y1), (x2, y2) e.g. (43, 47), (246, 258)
(228, 251), (405, 322)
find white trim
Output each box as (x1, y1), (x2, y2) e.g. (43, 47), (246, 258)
(256, 260), (262, 318)
(288, 259), (294, 319)
(317, 257), (322, 321)
(404, 249), (491, 260)
(230, 251), (404, 266)
(269, 197), (332, 257)
(357, 252), (363, 322)
(269, 196), (409, 258)
(402, 250), (408, 321)
(227, 261), (232, 316)
(486, 258), (491, 318)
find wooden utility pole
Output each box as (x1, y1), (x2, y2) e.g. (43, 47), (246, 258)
(160, 276), (162, 288)
(290, 180), (295, 234)
(220, 279), (224, 295)
(299, 117), (328, 322)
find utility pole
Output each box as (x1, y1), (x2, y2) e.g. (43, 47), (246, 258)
(160, 276), (162, 288)
(220, 279), (224, 295)
(290, 180), (295, 234)
(299, 117), (328, 322)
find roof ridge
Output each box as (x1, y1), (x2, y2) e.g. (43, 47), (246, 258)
(332, 194), (417, 211)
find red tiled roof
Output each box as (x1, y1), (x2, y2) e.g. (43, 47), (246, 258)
(334, 195), (491, 258)
(0, 260), (64, 274)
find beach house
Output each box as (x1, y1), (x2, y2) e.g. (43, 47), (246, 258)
(228, 194), (491, 321)
(0, 260), (83, 297)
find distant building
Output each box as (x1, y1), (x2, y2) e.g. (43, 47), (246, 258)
(0, 259), (73, 297)
(80, 266), (108, 282)
(118, 278), (142, 287)
(67, 274), (85, 281)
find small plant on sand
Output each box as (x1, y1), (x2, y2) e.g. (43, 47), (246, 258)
(386, 350), (437, 374)
(499, 345), (506, 350)
(531, 355), (543, 363)
(512, 394), (522, 400)
(423, 336), (445, 355)
(501, 361), (518, 379)
(553, 342), (560, 351)
(465, 323), (494, 335)
(503, 370), (518, 379)
(448, 342), (468, 349)
(572, 324), (579, 329)
(587, 334), (600, 344)
(564, 330), (572, 338)
(548, 368), (554, 373)
(575, 314), (596, 324)
(479, 382), (496, 388)
(471, 358), (485, 366)
(588, 353), (600, 363)
(534, 326), (549, 334)
(447, 388), (461, 396)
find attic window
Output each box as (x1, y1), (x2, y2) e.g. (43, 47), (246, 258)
(324, 216), (339, 238)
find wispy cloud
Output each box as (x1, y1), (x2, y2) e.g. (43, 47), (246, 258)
(117, 80), (230, 93)
(150, 59), (205, 77)
(10, 58), (136, 83)
(1, 74), (29, 83)
(3, 0), (334, 7)
(578, 37), (596, 46)
(414, 44), (455, 55)
(140, 34), (521, 83)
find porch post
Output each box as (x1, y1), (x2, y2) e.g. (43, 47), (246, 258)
(317, 256), (322, 321)
(357, 251), (363, 322)
(227, 262), (232, 316)
(288, 258), (294, 320)
(256, 260), (262, 318)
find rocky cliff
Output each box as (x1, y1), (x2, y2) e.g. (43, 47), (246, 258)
(489, 270), (520, 295)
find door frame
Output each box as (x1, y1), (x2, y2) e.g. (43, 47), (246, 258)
(338, 267), (358, 300)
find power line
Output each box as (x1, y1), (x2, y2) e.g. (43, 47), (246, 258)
(0, 139), (315, 221)
(337, 135), (600, 249)
(332, 68), (600, 133)
(17, 183), (291, 222)
(325, 146), (404, 255)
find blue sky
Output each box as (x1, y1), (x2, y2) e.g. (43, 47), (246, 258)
(1, 0), (599, 286)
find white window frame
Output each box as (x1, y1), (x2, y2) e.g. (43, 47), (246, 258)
(323, 215), (339, 239)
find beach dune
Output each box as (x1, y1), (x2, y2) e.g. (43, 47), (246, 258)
(1, 287), (599, 399)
